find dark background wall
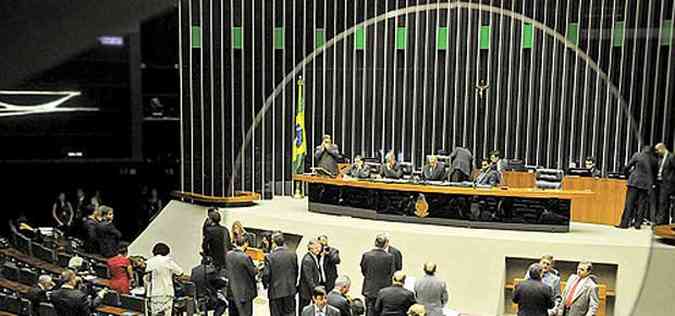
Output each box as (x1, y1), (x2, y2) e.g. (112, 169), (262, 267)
(180, 0), (675, 197)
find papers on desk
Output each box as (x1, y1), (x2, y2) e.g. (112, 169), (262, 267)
(442, 309), (460, 316)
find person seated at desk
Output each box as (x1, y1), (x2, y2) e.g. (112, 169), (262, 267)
(475, 159), (501, 186)
(380, 151), (403, 179)
(345, 155), (371, 179)
(584, 156), (602, 178)
(422, 155), (446, 181)
(314, 134), (341, 176)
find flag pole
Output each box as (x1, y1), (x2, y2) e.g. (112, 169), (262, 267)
(293, 76), (306, 198)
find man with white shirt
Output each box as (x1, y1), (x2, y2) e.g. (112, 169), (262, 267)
(145, 242), (184, 316)
(553, 261), (599, 316)
(302, 287), (340, 316)
(655, 143), (675, 224)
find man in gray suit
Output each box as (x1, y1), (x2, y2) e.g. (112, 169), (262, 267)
(302, 287), (341, 316)
(553, 261), (599, 316)
(413, 262), (448, 316)
(448, 147), (473, 182)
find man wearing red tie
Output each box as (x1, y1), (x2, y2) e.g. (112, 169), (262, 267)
(554, 262), (599, 316)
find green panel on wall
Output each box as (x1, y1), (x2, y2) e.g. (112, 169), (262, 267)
(396, 27), (407, 49)
(232, 27), (243, 49)
(315, 29), (326, 49)
(480, 25), (490, 49)
(437, 27), (448, 49)
(191, 26), (201, 48)
(522, 22), (533, 48)
(274, 27), (284, 49)
(567, 23), (579, 46)
(355, 26), (365, 49)
(662, 20), (673, 46)
(612, 22), (624, 47)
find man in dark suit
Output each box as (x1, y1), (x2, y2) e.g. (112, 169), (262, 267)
(374, 271), (416, 316)
(25, 275), (55, 316)
(617, 146), (657, 229)
(226, 236), (258, 316)
(190, 257), (228, 316)
(583, 157), (602, 178)
(512, 263), (555, 316)
(203, 208), (218, 234)
(299, 239), (325, 315)
(448, 147), (473, 182)
(327, 276), (352, 316)
(383, 234), (402, 273)
(475, 159), (501, 187)
(422, 156), (446, 181)
(50, 270), (107, 316)
(302, 287), (341, 316)
(202, 211), (231, 269)
(315, 135), (341, 176)
(361, 234), (395, 316)
(81, 207), (100, 254)
(262, 232), (298, 316)
(345, 155), (371, 179)
(318, 235), (341, 291)
(380, 151), (403, 179)
(655, 143), (675, 224)
(94, 206), (122, 257)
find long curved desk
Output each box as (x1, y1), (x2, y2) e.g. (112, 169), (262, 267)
(294, 175), (594, 232)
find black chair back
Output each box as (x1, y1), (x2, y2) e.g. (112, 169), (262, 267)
(19, 267), (38, 285)
(119, 294), (146, 313)
(102, 291), (121, 306)
(32, 243), (57, 264)
(93, 263), (111, 279)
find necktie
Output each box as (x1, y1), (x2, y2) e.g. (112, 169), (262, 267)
(564, 277), (582, 307)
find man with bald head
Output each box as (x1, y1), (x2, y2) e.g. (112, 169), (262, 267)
(413, 262), (448, 316)
(654, 143), (675, 224)
(374, 271), (416, 316)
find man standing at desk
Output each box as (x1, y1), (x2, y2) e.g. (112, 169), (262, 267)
(655, 143), (675, 225)
(422, 156), (445, 181)
(381, 151), (403, 179)
(448, 147), (473, 182)
(617, 146), (656, 229)
(315, 135), (341, 176)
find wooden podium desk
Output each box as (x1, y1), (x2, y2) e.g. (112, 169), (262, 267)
(503, 171), (626, 226)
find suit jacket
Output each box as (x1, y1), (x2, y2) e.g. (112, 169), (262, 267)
(81, 217), (99, 253)
(302, 304), (341, 316)
(422, 162), (446, 181)
(475, 167), (501, 186)
(50, 287), (101, 316)
(225, 248), (258, 302)
(262, 246), (298, 299)
(387, 246), (403, 272)
(658, 152), (675, 185)
(374, 285), (416, 316)
(299, 252), (322, 300)
(95, 221), (122, 258)
(202, 224), (231, 268)
(380, 163), (403, 179)
(449, 147), (473, 177)
(554, 275), (599, 316)
(315, 144), (341, 175)
(414, 275), (448, 316)
(360, 248), (394, 298)
(512, 279), (555, 316)
(25, 286), (49, 316)
(626, 151), (656, 190)
(346, 164), (371, 179)
(327, 290), (352, 316)
(322, 247), (341, 290)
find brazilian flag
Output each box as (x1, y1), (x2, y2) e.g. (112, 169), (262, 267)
(292, 78), (306, 175)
